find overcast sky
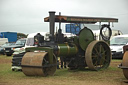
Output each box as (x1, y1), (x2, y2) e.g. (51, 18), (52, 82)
(0, 0), (128, 34)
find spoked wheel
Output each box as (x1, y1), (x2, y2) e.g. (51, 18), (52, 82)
(21, 52), (57, 76)
(85, 40), (111, 71)
(122, 51), (128, 79)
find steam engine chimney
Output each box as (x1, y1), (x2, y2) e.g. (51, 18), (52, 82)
(49, 11), (56, 41)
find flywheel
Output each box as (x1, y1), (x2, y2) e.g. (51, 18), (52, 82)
(79, 27), (94, 51)
(122, 51), (128, 79)
(85, 40), (111, 70)
(21, 52), (57, 76)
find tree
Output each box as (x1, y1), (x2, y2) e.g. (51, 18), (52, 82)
(17, 33), (27, 39)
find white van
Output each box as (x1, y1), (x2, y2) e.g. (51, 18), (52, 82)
(13, 32), (46, 54)
(110, 34), (128, 59)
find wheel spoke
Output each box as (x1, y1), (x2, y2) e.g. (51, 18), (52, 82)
(92, 50), (99, 57)
(101, 50), (107, 55)
(94, 61), (98, 66)
(100, 58), (104, 66)
(94, 48), (99, 55)
(92, 55), (97, 58)
(99, 44), (102, 53)
(43, 58), (47, 63)
(101, 57), (109, 63)
(92, 57), (98, 63)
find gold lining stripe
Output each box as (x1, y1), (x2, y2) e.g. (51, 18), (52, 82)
(74, 44), (78, 53)
(57, 45), (60, 56)
(66, 43), (70, 55)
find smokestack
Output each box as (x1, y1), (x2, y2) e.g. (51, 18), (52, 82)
(49, 11), (56, 41)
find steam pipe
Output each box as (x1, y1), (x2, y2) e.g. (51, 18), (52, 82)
(59, 12), (61, 30)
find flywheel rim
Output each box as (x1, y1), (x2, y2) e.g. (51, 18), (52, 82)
(85, 40), (111, 71)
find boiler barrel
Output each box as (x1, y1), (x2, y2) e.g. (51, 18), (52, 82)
(57, 43), (78, 56)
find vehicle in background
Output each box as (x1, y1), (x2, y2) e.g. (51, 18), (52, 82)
(110, 34), (128, 59)
(4, 38), (26, 56)
(0, 42), (15, 55)
(0, 32), (17, 42)
(0, 38), (8, 46)
(65, 23), (81, 35)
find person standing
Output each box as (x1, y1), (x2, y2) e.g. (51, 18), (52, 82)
(60, 56), (67, 69)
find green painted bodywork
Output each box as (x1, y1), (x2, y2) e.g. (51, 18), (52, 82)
(73, 36), (79, 46)
(79, 28), (94, 51)
(57, 43), (78, 56)
(25, 43), (78, 62)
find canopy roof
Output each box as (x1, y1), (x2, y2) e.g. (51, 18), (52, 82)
(44, 15), (118, 24)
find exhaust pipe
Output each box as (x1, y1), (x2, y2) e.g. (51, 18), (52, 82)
(49, 11), (56, 41)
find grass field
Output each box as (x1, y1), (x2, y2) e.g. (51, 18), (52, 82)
(0, 55), (127, 85)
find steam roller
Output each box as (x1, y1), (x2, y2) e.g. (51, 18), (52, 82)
(21, 11), (118, 76)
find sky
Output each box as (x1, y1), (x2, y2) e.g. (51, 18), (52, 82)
(0, 0), (128, 34)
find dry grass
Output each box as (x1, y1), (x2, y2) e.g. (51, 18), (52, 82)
(0, 55), (127, 85)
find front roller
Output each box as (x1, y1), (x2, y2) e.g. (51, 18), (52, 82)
(85, 40), (111, 70)
(21, 52), (57, 76)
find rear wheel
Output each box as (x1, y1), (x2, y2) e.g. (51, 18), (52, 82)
(85, 40), (111, 70)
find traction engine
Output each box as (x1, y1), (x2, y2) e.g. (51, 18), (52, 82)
(21, 11), (118, 76)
